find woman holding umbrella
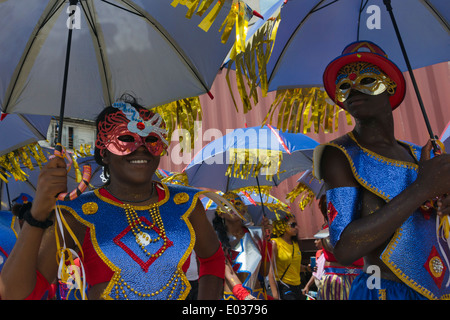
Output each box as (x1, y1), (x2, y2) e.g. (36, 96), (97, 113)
(0, 95), (225, 300)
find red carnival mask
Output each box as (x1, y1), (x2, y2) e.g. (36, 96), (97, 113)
(96, 102), (168, 157)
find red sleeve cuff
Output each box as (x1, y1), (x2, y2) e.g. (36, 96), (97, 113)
(25, 270), (51, 300)
(197, 245), (225, 280)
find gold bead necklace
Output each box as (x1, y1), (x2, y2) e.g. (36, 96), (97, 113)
(123, 203), (168, 257)
(113, 268), (186, 300)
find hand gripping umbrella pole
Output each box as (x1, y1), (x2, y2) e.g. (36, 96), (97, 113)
(383, 0), (439, 153)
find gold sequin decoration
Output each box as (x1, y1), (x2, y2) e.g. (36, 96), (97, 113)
(173, 192), (190, 205)
(82, 202), (98, 215)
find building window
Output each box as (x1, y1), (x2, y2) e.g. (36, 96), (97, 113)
(68, 126), (74, 149)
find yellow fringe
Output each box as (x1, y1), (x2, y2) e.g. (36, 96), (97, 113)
(226, 15), (280, 114)
(152, 96), (203, 153)
(225, 148), (284, 181)
(171, 0), (253, 49)
(264, 88), (353, 134)
(0, 142), (47, 183)
(286, 183), (316, 211)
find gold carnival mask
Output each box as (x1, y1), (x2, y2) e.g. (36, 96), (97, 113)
(335, 62), (397, 103)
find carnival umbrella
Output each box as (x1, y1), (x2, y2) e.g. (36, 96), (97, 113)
(247, 0), (449, 145)
(183, 125), (318, 191)
(0, 0), (236, 123)
(202, 190), (290, 225)
(0, 113), (51, 156)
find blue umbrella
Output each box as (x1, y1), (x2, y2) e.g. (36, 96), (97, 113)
(183, 125), (318, 191)
(266, 0), (449, 91)
(228, 0), (449, 142)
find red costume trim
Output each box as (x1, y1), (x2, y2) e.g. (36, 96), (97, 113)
(197, 245), (225, 280)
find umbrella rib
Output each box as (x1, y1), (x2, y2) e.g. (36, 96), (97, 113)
(2, 1), (66, 112)
(421, 0), (450, 33)
(267, 0), (328, 85)
(99, 0), (144, 17)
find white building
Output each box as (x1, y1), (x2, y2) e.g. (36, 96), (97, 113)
(40, 118), (96, 153)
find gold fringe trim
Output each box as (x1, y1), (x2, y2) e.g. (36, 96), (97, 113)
(286, 182), (316, 211)
(264, 88), (352, 134)
(171, 0), (253, 50)
(160, 172), (190, 186)
(152, 96), (203, 153)
(226, 15), (280, 114)
(225, 148), (284, 181)
(0, 142), (47, 183)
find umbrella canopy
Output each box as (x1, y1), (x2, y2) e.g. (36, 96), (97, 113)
(0, 113), (51, 156)
(225, 0), (449, 135)
(183, 125), (318, 191)
(0, 0), (235, 120)
(266, 0), (450, 91)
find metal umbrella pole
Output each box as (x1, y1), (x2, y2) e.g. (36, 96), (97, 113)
(383, 0), (439, 152)
(56, 0), (78, 147)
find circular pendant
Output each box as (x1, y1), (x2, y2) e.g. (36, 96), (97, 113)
(136, 232), (152, 247)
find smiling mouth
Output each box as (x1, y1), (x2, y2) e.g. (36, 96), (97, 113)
(129, 160), (148, 164)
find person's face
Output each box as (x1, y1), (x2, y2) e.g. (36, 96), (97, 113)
(335, 62), (396, 119)
(220, 194), (248, 221)
(314, 239), (322, 249)
(100, 103), (168, 157)
(285, 218), (298, 237)
(335, 62), (395, 104)
(103, 145), (160, 187)
(342, 89), (392, 120)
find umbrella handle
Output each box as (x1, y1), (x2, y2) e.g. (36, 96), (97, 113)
(53, 144), (92, 201)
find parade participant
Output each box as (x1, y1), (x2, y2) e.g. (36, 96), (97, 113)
(271, 214), (309, 300)
(314, 41), (450, 299)
(0, 95), (225, 300)
(212, 192), (272, 300)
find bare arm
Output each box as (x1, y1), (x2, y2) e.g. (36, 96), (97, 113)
(320, 141), (450, 265)
(0, 157), (81, 299)
(189, 199), (223, 300)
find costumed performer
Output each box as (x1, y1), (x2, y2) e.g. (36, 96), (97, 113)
(314, 41), (450, 300)
(212, 191), (272, 300)
(0, 94), (225, 300)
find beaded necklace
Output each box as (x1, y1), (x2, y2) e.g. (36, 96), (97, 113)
(114, 200), (185, 299)
(123, 203), (168, 257)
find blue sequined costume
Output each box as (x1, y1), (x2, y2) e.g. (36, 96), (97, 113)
(313, 132), (450, 300)
(58, 183), (200, 300)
